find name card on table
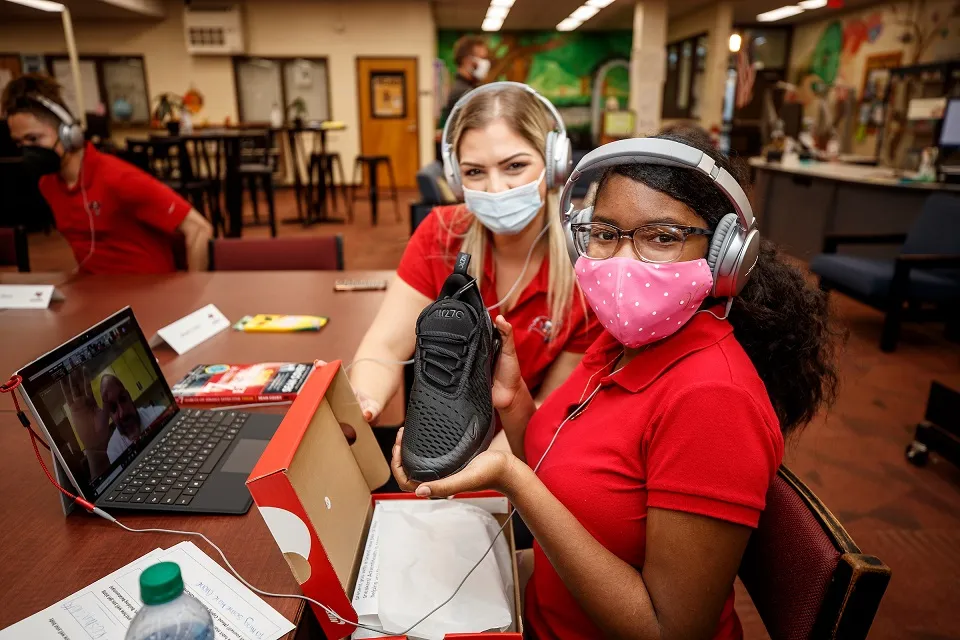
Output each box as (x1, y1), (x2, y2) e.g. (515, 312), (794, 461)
(148, 303), (230, 355)
(0, 284), (64, 309)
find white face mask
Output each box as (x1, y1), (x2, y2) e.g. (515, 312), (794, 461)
(472, 57), (491, 80)
(463, 169), (544, 235)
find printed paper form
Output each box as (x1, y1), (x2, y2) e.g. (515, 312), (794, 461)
(351, 508), (381, 623)
(1, 542), (295, 640)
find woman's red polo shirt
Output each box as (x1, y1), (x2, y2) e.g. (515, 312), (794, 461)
(397, 205), (601, 393)
(39, 143), (191, 274)
(523, 313), (784, 639)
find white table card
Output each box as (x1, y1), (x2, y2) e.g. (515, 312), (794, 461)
(149, 303), (230, 355)
(0, 284), (63, 309)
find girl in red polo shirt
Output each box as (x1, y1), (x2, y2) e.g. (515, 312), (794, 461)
(392, 130), (841, 639)
(349, 83), (599, 426)
(2, 74), (212, 273)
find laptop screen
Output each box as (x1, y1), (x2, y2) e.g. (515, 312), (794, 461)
(18, 308), (177, 500)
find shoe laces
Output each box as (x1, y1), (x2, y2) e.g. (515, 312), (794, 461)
(419, 330), (472, 389)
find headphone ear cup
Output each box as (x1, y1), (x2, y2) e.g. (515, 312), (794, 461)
(554, 134), (571, 187)
(706, 213), (740, 295)
(545, 131), (557, 189)
(444, 149), (463, 200)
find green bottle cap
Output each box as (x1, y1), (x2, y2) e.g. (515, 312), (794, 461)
(139, 562), (185, 606)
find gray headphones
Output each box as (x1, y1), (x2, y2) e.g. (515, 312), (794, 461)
(31, 94), (84, 153)
(441, 81), (571, 199)
(559, 138), (760, 299)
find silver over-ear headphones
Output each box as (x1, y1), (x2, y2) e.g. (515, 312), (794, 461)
(559, 138), (760, 299)
(441, 81), (571, 199)
(30, 94), (84, 153)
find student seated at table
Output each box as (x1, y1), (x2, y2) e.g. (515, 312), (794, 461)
(391, 130), (841, 639)
(2, 74), (212, 273)
(348, 82), (600, 428)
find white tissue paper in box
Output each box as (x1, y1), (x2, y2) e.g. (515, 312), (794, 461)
(351, 500), (514, 640)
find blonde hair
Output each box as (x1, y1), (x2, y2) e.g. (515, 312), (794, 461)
(446, 85), (578, 340)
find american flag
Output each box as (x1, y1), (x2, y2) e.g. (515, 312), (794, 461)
(735, 48), (756, 109)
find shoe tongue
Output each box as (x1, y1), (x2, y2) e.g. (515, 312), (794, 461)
(420, 299), (477, 336)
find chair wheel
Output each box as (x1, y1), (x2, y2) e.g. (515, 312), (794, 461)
(905, 442), (929, 467)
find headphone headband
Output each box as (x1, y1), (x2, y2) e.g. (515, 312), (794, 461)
(559, 138), (754, 230)
(29, 94), (75, 127)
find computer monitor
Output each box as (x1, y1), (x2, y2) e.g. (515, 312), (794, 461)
(939, 99), (960, 147)
(17, 308), (177, 501)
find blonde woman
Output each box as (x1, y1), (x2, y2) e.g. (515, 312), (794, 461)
(349, 83), (599, 430)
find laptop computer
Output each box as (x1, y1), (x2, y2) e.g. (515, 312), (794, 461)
(16, 307), (283, 515)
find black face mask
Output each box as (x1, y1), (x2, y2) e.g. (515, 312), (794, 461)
(22, 144), (62, 177)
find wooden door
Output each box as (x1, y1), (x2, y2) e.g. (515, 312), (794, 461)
(357, 57), (419, 188)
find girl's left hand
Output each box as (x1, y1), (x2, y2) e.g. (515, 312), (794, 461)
(391, 427), (524, 499)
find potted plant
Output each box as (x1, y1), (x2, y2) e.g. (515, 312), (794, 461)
(153, 92), (183, 135)
(287, 97), (307, 129)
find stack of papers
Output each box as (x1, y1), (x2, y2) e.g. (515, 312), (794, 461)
(351, 501), (514, 640)
(0, 541), (295, 640)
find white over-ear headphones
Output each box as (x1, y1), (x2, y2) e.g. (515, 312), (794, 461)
(30, 94), (84, 153)
(559, 138), (761, 299)
(441, 81), (571, 199)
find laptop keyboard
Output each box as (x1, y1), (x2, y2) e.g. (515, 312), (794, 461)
(103, 410), (250, 507)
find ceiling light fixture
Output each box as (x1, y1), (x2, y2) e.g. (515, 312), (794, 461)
(556, 0), (617, 31)
(756, 5), (805, 21)
(798, 0), (827, 8)
(4, 0), (65, 12)
(482, 0), (513, 32)
(486, 6), (509, 19)
(728, 33), (742, 52)
(482, 17), (503, 31)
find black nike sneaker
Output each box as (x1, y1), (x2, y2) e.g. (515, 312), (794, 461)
(401, 252), (501, 482)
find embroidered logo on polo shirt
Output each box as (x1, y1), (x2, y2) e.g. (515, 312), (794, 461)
(529, 315), (556, 343)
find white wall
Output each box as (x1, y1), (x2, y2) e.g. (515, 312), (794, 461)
(0, 0), (437, 170)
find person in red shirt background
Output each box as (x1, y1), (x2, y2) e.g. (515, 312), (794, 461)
(391, 130), (842, 639)
(348, 83), (600, 432)
(2, 74), (212, 273)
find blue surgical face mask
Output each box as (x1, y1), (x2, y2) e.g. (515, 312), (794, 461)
(462, 169), (545, 235)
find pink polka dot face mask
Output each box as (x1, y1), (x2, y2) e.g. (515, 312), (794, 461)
(575, 256), (714, 348)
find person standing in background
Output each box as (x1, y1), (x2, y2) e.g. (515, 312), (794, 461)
(440, 35), (491, 127)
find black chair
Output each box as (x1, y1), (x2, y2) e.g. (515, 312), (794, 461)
(308, 151), (349, 216)
(0, 225), (30, 272)
(352, 155), (400, 226)
(810, 192), (960, 352)
(410, 161), (456, 234)
(142, 138), (216, 223)
(238, 131), (278, 237)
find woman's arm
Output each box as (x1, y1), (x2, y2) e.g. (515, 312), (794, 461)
(177, 210), (213, 271)
(533, 351), (585, 405)
(348, 278), (431, 423)
(413, 455), (751, 640)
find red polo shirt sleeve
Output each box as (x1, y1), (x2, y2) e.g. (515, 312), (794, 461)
(645, 382), (781, 528)
(111, 160), (192, 234)
(397, 208), (443, 298)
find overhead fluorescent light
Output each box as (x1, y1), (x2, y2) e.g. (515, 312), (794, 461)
(756, 5), (805, 21)
(557, 17), (582, 31)
(586, 0), (617, 7)
(486, 5), (509, 19)
(798, 0), (827, 8)
(4, 0), (65, 12)
(482, 17), (504, 31)
(490, 0), (515, 6)
(571, 5), (600, 20)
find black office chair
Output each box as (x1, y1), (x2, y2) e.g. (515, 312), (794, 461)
(810, 192), (960, 352)
(0, 225), (30, 272)
(410, 161), (456, 234)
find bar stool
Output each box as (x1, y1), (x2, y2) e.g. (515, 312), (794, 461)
(238, 131), (278, 237)
(307, 151), (349, 217)
(351, 155), (400, 226)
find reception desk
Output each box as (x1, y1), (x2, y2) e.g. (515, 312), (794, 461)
(749, 158), (960, 260)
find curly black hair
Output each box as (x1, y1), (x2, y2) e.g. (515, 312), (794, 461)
(594, 131), (842, 435)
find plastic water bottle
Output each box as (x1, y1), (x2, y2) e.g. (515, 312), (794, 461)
(125, 562), (215, 640)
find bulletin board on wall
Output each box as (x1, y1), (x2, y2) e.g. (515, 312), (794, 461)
(370, 72), (406, 119)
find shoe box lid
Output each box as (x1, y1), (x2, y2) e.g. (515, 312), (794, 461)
(246, 361), (522, 639)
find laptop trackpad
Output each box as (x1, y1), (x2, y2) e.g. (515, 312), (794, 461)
(221, 439), (269, 473)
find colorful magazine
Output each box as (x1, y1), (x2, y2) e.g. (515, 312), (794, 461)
(171, 363), (313, 405)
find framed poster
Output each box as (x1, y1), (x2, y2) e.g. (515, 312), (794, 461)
(859, 51), (902, 133)
(370, 71), (406, 119)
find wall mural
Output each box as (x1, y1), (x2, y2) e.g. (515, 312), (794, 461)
(437, 30), (632, 147)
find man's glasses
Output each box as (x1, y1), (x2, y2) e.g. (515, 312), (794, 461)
(571, 221), (713, 263)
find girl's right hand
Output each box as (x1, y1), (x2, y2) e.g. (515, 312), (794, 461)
(492, 316), (524, 412)
(315, 359), (383, 425)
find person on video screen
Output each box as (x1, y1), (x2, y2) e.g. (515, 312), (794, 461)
(62, 369), (166, 478)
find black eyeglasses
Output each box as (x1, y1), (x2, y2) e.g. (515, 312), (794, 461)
(571, 222), (713, 263)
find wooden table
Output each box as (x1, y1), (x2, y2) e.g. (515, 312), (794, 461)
(0, 270), (399, 636)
